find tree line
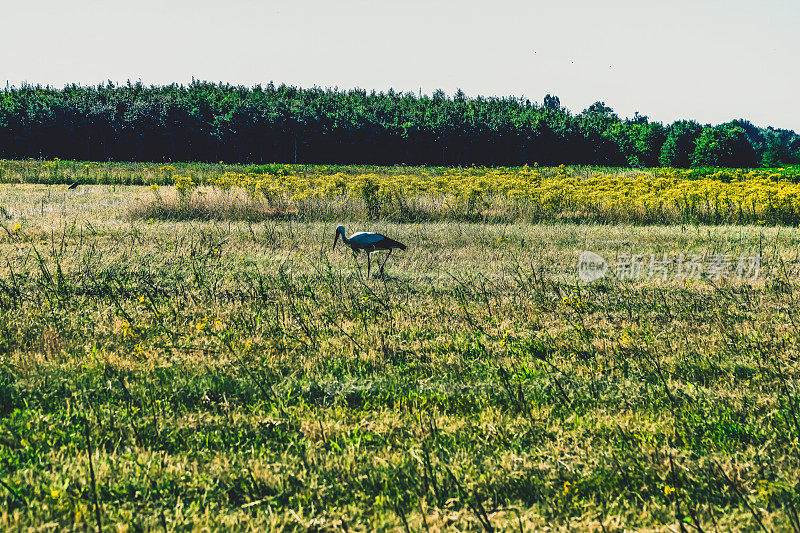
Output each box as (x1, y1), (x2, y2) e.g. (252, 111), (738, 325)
(0, 81), (798, 167)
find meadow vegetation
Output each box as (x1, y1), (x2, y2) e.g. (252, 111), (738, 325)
(0, 162), (800, 530)
(4, 159), (800, 225)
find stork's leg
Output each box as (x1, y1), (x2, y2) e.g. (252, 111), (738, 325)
(366, 251), (371, 277)
(380, 248), (393, 276)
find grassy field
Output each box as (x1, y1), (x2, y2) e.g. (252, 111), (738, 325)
(4, 159), (800, 225)
(1, 167), (800, 530)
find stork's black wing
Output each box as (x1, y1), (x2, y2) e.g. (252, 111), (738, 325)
(377, 235), (406, 251)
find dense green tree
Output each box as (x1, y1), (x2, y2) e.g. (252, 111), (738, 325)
(543, 94), (561, 111)
(576, 102), (624, 165)
(0, 82), (796, 168)
(659, 120), (703, 168)
(761, 127), (800, 167)
(612, 115), (667, 167)
(728, 119), (765, 161)
(691, 125), (758, 168)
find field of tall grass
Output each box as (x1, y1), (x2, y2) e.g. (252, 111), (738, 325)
(1, 162), (800, 530)
(4, 159), (800, 225)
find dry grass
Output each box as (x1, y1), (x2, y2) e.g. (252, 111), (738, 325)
(0, 181), (800, 530)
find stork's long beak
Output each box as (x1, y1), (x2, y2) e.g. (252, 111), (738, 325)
(333, 231), (340, 250)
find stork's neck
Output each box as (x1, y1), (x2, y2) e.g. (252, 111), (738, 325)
(338, 227), (350, 244)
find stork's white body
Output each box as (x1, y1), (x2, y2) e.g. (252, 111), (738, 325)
(333, 225), (406, 276)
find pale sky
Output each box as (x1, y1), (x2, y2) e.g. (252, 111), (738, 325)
(2, 0), (798, 131)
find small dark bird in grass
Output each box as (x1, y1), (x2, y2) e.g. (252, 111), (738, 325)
(68, 182), (79, 189)
(333, 225), (406, 276)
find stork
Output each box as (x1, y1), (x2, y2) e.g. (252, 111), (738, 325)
(333, 225), (406, 276)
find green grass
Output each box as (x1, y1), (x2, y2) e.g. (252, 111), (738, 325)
(0, 180), (800, 530)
